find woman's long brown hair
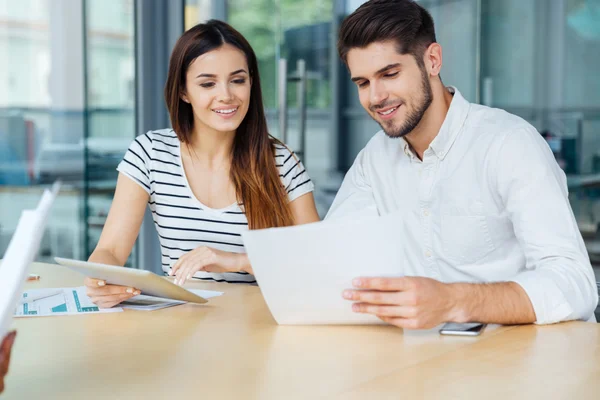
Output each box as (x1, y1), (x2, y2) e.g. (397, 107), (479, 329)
(164, 20), (294, 229)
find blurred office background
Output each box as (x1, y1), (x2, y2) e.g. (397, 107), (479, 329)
(2, 0), (600, 285)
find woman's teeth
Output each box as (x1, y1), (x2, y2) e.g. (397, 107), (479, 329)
(214, 108), (237, 114)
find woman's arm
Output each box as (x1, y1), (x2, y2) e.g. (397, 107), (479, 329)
(85, 173), (149, 307)
(289, 192), (320, 225)
(88, 173), (149, 266)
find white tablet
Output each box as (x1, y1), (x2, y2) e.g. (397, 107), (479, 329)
(54, 257), (207, 304)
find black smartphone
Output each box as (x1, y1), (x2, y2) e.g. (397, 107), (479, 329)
(439, 322), (486, 336)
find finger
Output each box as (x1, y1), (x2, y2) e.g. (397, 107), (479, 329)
(0, 355), (6, 376)
(95, 293), (135, 308)
(0, 331), (15, 356)
(0, 333), (12, 351)
(89, 289), (141, 301)
(174, 257), (205, 285)
(0, 332), (15, 376)
(173, 261), (189, 285)
(3, 333), (15, 373)
(171, 247), (209, 277)
(352, 277), (411, 291)
(175, 258), (197, 285)
(352, 303), (416, 318)
(84, 277), (106, 288)
(86, 284), (138, 297)
(170, 256), (186, 276)
(4, 332), (16, 355)
(343, 289), (416, 305)
(176, 264), (196, 286)
(6, 331), (16, 347)
(89, 291), (139, 306)
(177, 257), (213, 285)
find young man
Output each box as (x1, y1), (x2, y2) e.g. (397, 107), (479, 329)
(330, 0), (598, 329)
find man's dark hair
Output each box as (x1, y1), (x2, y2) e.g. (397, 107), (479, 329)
(337, 0), (437, 68)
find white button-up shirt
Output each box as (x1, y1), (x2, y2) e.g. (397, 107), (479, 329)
(327, 87), (598, 324)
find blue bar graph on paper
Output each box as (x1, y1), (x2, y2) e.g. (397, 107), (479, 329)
(23, 303), (37, 315)
(72, 290), (99, 312)
(51, 303), (67, 313)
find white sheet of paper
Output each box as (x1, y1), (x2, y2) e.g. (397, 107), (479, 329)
(241, 212), (406, 325)
(14, 286), (123, 317)
(0, 182), (60, 336)
(121, 289), (223, 311)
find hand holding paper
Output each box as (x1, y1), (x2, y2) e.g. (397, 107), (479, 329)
(343, 276), (459, 329)
(242, 212), (406, 325)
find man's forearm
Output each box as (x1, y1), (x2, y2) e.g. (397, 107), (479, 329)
(448, 281), (537, 325)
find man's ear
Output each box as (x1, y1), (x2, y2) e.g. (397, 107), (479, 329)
(424, 42), (443, 77)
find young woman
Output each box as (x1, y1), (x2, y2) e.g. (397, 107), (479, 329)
(85, 20), (319, 308)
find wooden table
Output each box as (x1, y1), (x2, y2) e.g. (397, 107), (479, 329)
(4, 263), (600, 399)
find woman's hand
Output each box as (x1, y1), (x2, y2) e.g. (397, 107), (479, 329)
(84, 277), (141, 308)
(0, 331), (17, 394)
(169, 247), (248, 285)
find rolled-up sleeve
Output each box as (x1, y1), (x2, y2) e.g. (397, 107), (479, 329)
(496, 127), (598, 324)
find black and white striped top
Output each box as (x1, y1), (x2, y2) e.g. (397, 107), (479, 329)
(117, 129), (314, 284)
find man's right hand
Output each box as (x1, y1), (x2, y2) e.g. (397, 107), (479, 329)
(0, 331), (17, 393)
(84, 277), (141, 308)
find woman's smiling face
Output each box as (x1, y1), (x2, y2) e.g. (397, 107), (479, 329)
(182, 43), (252, 135)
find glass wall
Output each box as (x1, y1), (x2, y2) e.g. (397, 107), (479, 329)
(480, 0), (600, 266)
(85, 0), (135, 261)
(0, 0), (136, 265)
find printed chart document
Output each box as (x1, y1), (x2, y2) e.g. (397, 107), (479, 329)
(0, 182), (60, 338)
(15, 287), (223, 315)
(14, 287), (122, 317)
(242, 212), (406, 325)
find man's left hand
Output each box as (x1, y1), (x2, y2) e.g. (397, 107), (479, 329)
(343, 276), (462, 329)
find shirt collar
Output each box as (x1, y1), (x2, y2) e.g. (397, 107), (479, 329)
(400, 86), (470, 161)
(428, 86), (470, 160)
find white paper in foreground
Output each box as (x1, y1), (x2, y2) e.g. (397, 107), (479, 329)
(0, 182), (60, 336)
(241, 212), (406, 325)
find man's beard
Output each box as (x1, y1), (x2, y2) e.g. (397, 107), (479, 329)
(372, 67), (433, 139)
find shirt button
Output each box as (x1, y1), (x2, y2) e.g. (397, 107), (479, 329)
(425, 250), (432, 258)
(423, 209), (429, 216)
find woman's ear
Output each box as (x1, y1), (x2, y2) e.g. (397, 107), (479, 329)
(180, 92), (190, 103)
